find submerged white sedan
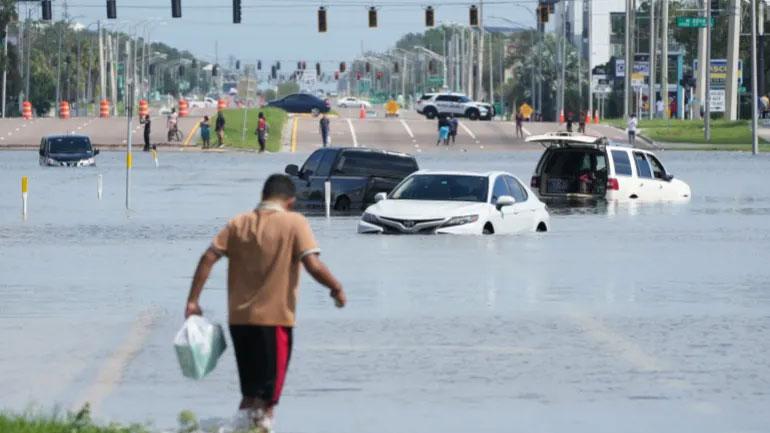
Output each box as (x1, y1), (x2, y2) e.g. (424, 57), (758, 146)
(358, 171), (550, 235)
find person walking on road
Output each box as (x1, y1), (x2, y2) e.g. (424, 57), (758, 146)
(140, 114), (152, 151)
(200, 116), (211, 149)
(515, 112), (524, 138)
(184, 174), (347, 433)
(449, 114), (459, 144)
(578, 110), (586, 134)
(627, 113), (638, 147)
(215, 112), (226, 148)
(319, 113), (330, 147)
(437, 116), (451, 146)
(167, 108), (179, 142)
(256, 112), (269, 153)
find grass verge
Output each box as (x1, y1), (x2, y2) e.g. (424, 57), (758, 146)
(604, 118), (769, 150)
(0, 407), (150, 433)
(194, 107), (288, 152)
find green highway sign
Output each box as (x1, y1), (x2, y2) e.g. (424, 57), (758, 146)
(676, 16), (715, 28)
(427, 76), (444, 87)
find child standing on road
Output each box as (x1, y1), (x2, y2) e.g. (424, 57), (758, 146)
(449, 114), (459, 144)
(627, 114), (638, 147)
(437, 116), (450, 146)
(200, 116), (211, 149)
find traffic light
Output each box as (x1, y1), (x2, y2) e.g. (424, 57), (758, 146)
(257, 60), (262, 70)
(212, 64), (219, 76)
(236, 60), (240, 70)
(393, 62), (399, 73)
(107, 0), (117, 19)
(538, 4), (549, 23)
(425, 6), (434, 27)
(710, 0), (720, 15)
(365, 62), (370, 73)
(276, 61), (281, 70)
(41, 0), (52, 20)
(340, 62), (346, 73)
(179, 65), (185, 75)
(318, 7), (327, 33)
(428, 60), (435, 73)
(368, 7), (377, 28)
(271, 65), (277, 79)
(233, 0), (242, 23)
(316, 62), (321, 77)
(172, 0), (182, 18)
(469, 5), (479, 26)
(149, 64), (156, 75)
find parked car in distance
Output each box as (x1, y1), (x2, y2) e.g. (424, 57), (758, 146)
(415, 92), (489, 120)
(358, 171), (550, 235)
(527, 132), (691, 202)
(267, 93), (330, 114)
(284, 147), (419, 213)
(336, 96), (371, 108)
(39, 134), (99, 167)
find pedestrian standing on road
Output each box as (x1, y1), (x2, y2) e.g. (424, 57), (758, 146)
(167, 108), (179, 142)
(319, 113), (330, 147)
(141, 114), (152, 151)
(184, 174), (347, 433)
(515, 112), (524, 138)
(256, 112), (268, 153)
(437, 116), (451, 146)
(655, 98), (665, 119)
(200, 116), (211, 149)
(449, 114), (459, 144)
(215, 112), (226, 148)
(578, 110), (586, 134)
(627, 113), (638, 147)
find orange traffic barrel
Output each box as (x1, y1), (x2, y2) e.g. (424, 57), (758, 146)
(100, 99), (110, 118)
(59, 101), (70, 119)
(217, 98), (227, 111)
(138, 99), (149, 118)
(559, 109), (565, 123)
(593, 110), (600, 124)
(178, 99), (189, 117)
(22, 101), (32, 120)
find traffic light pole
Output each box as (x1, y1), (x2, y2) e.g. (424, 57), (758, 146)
(705, 0), (711, 141)
(624, 0), (633, 118)
(751, 0), (759, 154)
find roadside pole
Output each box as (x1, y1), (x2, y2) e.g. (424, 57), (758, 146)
(705, 0), (712, 141)
(241, 66), (249, 145)
(125, 41), (134, 210)
(588, 0), (593, 121)
(2, 23), (8, 118)
(751, 0), (759, 154)
(98, 21), (105, 105)
(649, 0), (656, 120)
(661, 0), (669, 119)
(624, 0), (633, 118)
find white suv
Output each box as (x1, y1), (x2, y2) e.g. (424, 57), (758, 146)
(416, 93), (489, 120)
(526, 132), (691, 202)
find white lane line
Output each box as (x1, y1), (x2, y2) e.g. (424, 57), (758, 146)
(73, 309), (160, 414)
(400, 119), (416, 142)
(15, 127), (19, 132)
(347, 118), (358, 147)
(22, 124), (26, 128)
(522, 126), (532, 136)
(458, 121), (479, 143)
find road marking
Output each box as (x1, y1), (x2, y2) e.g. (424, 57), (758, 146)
(291, 117), (298, 152)
(399, 119), (416, 141)
(182, 122), (200, 147)
(458, 121), (479, 143)
(15, 127), (19, 132)
(347, 118), (358, 147)
(73, 309), (160, 414)
(522, 126), (532, 136)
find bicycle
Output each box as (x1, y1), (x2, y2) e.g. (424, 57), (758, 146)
(167, 126), (183, 142)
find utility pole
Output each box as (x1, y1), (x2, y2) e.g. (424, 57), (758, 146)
(468, 30), (474, 97)
(559, 0), (567, 121)
(2, 23), (8, 118)
(478, 0), (484, 100)
(649, 0), (655, 119)
(705, 0), (712, 141)
(489, 33), (494, 110)
(695, 0), (707, 120)
(725, 0), (741, 120)
(751, 0), (759, 154)
(660, 0), (669, 118)
(587, 0), (593, 121)
(759, 2), (766, 98)
(125, 40), (134, 210)
(624, 0), (633, 118)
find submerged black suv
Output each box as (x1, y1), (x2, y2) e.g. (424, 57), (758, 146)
(285, 147), (418, 213)
(39, 134), (100, 167)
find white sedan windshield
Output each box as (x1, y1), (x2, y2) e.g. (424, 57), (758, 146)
(391, 175), (489, 202)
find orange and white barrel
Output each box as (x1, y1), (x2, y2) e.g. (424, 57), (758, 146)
(59, 101), (70, 119)
(178, 99), (189, 117)
(100, 99), (110, 118)
(22, 101), (32, 120)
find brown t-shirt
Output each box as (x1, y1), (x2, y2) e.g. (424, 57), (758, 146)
(211, 206), (320, 326)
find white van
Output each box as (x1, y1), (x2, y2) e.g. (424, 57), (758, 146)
(526, 132), (691, 202)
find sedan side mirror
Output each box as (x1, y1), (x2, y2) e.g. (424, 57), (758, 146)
(495, 195), (516, 210)
(374, 192), (387, 202)
(664, 173), (674, 182)
(285, 164), (299, 177)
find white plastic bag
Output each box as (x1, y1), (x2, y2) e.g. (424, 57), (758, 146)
(174, 315), (227, 380)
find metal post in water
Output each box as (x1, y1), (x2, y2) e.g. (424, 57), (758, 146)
(324, 181), (331, 219)
(21, 176), (28, 218)
(97, 173), (103, 200)
(751, 0), (759, 154)
(125, 40), (133, 210)
(152, 148), (159, 167)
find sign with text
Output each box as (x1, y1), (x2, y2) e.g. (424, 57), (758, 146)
(676, 16), (715, 28)
(710, 89), (725, 112)
(693, 59), (743, 89)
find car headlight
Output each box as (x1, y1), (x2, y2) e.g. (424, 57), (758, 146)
(442, 214), (479, 227)
(361, 212), (380, 224)
(45, 157), (58, 166)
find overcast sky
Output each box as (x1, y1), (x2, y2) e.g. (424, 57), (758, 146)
(29, 0), (542, 66)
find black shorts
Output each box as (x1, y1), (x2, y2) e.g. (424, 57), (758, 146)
(229, 325), (293, 405)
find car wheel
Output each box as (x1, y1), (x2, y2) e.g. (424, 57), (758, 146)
(482, 222), (494, 235)
(466, 109), (480, 120)
(424, 108), (437, 119)
(334, 196), (351, 212)
(536, 222), (548, 232)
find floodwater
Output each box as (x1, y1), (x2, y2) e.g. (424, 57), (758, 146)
(1, 149), (770, 433)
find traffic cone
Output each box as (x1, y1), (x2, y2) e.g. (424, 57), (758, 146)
(593, 110), (600, 124)
(359, 104), (366, 119)
(559, 109), (564, 123)
(585, 111), (591, 125)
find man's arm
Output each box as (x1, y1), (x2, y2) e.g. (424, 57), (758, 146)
(302, 253), (346, 308)
(185, 247), (222, 317)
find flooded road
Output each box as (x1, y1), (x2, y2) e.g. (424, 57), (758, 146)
(1, 149), (770, 433)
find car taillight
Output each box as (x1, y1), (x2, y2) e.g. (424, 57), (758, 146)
(531, 176), (540, 188)
(607, 178), (620, 190)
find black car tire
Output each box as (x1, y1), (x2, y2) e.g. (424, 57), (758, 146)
(466, 109), (480, 120)
(424, 107), (438, 119)
(334, 196), (351, 212)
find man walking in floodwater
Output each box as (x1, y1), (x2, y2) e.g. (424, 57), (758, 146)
(319, 113), (330, 147)
(184, 174), (347, 432)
